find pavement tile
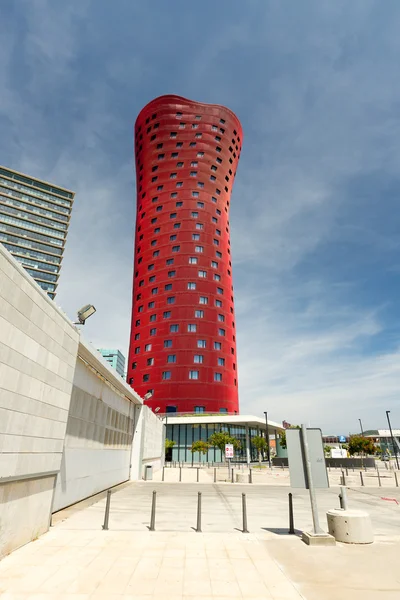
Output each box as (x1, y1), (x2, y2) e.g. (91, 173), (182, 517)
(210, 579), (242, 597)
(183, 579), (212, 596)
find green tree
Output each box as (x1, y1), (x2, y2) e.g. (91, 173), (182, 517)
(191, 440), (210, 455)
(279, 425), (301, 449)
(348, 435), (376, 456)
(324, 445), (332, 456)
(165, 438), (175, 450)
(252, 436), (267, 467)
(208, 431), (241, 460)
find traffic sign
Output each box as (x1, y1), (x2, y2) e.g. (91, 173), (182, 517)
(225, 444), (234, 458)
(287, 428), (328, 489)
(338, 435), (347, 443)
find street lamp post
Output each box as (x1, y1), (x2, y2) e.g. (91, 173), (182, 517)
(386, 411), (399, 470)
(359, 418), (364, 436)
(264, 411), (272, 468)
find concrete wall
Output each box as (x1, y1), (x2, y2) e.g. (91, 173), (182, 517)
(131, 406), (165, 479)
(0, 245), (79, 558)
(0, 244), (164, 557)
(53, 343), (141, 511)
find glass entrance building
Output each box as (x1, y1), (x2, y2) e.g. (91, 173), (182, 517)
(164, 414), (283, 463)
(0, 165), (74, 299)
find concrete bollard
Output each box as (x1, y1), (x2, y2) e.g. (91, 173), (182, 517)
(102, 489), (112, 531)
(327, 509), (373, 544)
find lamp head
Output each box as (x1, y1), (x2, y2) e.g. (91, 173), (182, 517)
(76, 304), (96, 325)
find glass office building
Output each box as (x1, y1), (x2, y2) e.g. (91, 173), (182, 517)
(0, 165), (74, 299)
(98, 349), (126, 378)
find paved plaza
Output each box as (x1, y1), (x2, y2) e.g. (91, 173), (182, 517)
(1, 481), (400, 599)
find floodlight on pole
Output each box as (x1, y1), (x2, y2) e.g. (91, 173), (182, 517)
(74, 304), (96, 325)
(264, 411), (272, 468)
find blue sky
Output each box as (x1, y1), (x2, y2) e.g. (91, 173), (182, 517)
(1, 0), (400, 432)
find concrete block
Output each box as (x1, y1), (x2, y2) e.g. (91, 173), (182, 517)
(302, 531), (336, 546)
(327, 508), (373, 544)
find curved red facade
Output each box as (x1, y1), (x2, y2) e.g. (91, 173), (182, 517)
(127, 95), (242, 414)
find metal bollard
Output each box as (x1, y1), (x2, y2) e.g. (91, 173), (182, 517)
(242, 493), (249, 533)
(377, 470), (382, 487)
(249, 469), (252, 484)
(339, 486), (348, 510)
(288, 492), (295, 534)
(179, 466), (182, 482)
(341, 470), (345, 486)
(197, 467), (200, 482)
(345, 467), (349, 476)
(162, 467), (165, 482)
(102, 489), (111, 530)
(196, 492), (202, 532)
(395, 472), (399, 487)
(360, 471), (364, 486)
(281, 462), (284, 470)
(385, 462), (389, 470)
(214, 467), (217, 483)
(149, 490), (157, 531)
(231, 468), (234, 483)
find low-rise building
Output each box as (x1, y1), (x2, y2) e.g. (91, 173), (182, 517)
(163, 413), (284, 464)
(364, 429), (400, 455)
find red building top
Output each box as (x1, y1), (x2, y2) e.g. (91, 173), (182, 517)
(127, 95), (243, 414)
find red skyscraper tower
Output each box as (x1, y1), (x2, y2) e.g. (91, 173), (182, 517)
(127, 95), (242, 414)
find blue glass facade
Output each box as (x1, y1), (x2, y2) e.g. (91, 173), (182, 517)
(98, 348), (126, 378)
(0, 166), (74, 299)
(166, 422), (261, 463)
